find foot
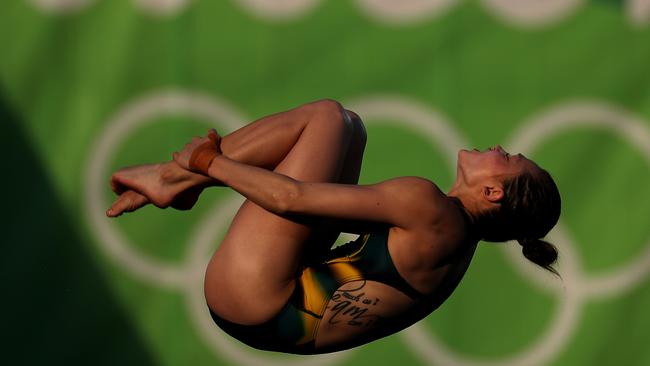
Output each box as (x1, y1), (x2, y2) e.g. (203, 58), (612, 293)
(109, 162), (211, 211)
(106, 186), (207, 217)
(107, 190), (150, 217)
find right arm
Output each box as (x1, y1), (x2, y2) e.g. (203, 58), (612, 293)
(207, 154), (443, 230)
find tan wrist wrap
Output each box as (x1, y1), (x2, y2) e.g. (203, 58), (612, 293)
(189, 141), (218, 175)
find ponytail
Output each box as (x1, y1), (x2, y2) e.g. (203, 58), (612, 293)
(517, 238), (561, 278)
(474, 166), (562, 278)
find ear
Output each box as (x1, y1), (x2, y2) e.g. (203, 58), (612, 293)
(483, 184), (504, 203)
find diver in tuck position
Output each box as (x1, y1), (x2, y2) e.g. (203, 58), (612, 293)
(107, 99), (561, 354)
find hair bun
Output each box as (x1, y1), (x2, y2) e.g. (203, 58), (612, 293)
(517, 238), (561, 278)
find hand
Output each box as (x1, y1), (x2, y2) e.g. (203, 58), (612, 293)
(173, 129), (222, 175)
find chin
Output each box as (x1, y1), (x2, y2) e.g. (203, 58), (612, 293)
(457, 149), (471, 165)
(456, 150), (467, 177)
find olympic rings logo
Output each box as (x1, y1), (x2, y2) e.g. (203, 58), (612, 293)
(83, 90), (650, 366)
(28, 0), (650, 27)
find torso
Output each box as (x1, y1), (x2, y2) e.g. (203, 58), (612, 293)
(314, 198), (478, 352)
(207, 180), (479, 354)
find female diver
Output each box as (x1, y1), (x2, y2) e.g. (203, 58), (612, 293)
(106, 99), (561, 354)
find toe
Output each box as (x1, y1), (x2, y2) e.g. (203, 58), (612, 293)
(107, 190), (148, 217)
(110, 173), (128, 194)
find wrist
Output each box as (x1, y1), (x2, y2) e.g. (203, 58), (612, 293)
(206, 155), (226, 179)
(207, 154), (232, 186)
(189, 141), (218, 175)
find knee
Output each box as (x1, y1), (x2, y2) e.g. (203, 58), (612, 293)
(310, 99), (345, 120)
(309, 99), (352, 133)
(312, 98), (343, 111)
(304, 100), (366, 148)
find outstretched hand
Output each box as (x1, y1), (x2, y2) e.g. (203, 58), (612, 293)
(173, 129), (222, 175)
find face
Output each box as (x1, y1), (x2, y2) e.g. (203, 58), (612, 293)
(455, 145), (539, 190)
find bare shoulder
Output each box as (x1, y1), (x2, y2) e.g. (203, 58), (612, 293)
(378, 176), (449, 220)
(380, 176), (444, 198)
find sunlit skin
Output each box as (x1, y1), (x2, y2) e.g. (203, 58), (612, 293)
(107, 145), (539, 220)
(106, 145), (539, 343)
(103, 100), (547, 353)
(448, 145), (541, 225)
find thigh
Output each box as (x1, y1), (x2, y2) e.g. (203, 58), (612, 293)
(205, 108), (366, 325)
(303, 110), (368, 260)
(314, 280), (416, 352)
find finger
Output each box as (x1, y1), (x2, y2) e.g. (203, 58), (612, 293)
(208, 129), (220, 144)
(173, 151), (189, 170)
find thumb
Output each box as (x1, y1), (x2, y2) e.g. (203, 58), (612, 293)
(208, 128), (220, 145)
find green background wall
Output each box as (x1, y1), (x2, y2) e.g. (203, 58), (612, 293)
(2, 1), (650, 365)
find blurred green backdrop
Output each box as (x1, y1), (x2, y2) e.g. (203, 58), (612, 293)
(2, 0), (650, 365)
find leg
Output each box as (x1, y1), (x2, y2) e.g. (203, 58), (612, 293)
(109, 100), (349, 215)
(205, 104), (367, 325)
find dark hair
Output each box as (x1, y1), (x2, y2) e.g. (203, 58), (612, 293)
(478, 169), (562, 278)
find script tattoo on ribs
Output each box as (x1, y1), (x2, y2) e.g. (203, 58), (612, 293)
(327, 281), (383, 327)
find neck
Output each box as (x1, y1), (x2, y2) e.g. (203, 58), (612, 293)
(447, 186), (482, 242)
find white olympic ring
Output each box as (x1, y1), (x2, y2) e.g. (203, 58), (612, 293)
(235, 0), (322, 21)
(479, 0), (584, 28)
(350, 97), (576, 366)
(28, 0), (650, 26)
(628, 0), (650, 26)
(400, 100), (650, 366)
(348, 95), (468, 164)
(84, 90), (246, 289)
(83, 90), (353, 366)
(84, 92), (650, 365)
(134, 0), (191, 16)
(28, 0), (96, 13)
(507, 101), (650, 300)
(354, 0), (459, 25)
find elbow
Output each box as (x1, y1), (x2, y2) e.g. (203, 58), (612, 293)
(273, 181), (302, 215)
